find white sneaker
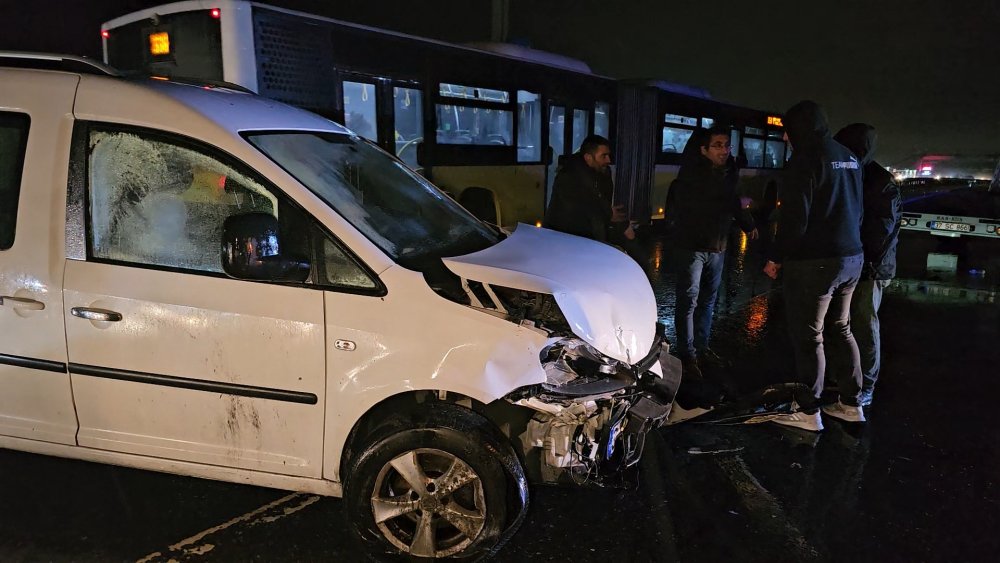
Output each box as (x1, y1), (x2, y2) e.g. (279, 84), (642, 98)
(770, 409), (824, 432)
(822, 401), (866, 423)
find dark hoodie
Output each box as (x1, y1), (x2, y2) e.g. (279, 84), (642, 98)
(769, 100), (864, 263)
(544, 152), (622, 242)
(834, 123), (902, 280)
(668, 128), (755, 252)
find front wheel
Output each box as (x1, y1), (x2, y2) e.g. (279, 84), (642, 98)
(345, 406), (520, 560)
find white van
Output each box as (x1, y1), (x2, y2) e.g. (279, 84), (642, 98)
(0, 53), (674, 560)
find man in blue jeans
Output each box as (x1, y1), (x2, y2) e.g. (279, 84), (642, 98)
(670, 126), (757, 378)
(834, 123), (902, 407)
(764, 101), (865, 431)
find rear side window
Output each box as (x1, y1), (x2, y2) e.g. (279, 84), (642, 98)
(0, 112), (30, 250)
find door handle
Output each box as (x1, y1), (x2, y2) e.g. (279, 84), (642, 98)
(0, 295), (45, 310)
(71, 307), (123, 322)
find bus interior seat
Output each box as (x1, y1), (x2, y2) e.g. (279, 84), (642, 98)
(458, 186), (501, 226)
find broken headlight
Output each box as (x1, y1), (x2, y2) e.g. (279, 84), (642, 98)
(540, 337), (636, 395)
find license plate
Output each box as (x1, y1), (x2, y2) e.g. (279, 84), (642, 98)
(931, 221), (971, 232)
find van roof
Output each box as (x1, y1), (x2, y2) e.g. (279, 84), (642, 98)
(1, 55), (352, 137)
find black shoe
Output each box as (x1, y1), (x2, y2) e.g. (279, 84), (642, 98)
(697, 348), (728, 370)
(681, 356), (703, 379)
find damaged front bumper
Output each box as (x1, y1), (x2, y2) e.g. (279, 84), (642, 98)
(502, 333), (679, 485)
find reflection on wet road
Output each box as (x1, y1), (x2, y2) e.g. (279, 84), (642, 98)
(0, 229), (997, 562)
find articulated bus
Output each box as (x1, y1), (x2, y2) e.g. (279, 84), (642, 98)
(101, 0), (785, 229)
(101, 0), (615, 229)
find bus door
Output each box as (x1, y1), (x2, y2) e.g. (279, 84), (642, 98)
(340, 73), (384, 146)
(545, 103), (591, 207)
(339, 73), (424, 171)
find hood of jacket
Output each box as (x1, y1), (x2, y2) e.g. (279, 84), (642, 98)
(784, 100), (831, 153)
(833, 123), (878, 165)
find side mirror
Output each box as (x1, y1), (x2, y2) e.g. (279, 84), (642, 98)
(221, 213), (310, 282)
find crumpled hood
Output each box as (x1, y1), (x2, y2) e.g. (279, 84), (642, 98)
(442, 224), (657, 364)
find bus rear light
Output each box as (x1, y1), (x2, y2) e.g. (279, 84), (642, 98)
(101, 30), (109, 39)
(211, 8), (221, 18)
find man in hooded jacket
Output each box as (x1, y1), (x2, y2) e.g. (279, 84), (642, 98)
(833, 123), (902, 407)
(669, 126), (758, 378)
(763, 100), (865, 431)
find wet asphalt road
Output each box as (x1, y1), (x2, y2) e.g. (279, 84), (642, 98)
(1, 230), (998, 562)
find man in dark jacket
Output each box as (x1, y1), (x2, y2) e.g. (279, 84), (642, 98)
(763, 100), (865, 431)
(544, 135), (635, 246)
(670, 126), (757, 378)
(834, 123), (902, 407)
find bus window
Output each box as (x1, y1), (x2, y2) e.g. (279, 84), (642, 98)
(730, 129), (741, 156)
(701, 117), (715, 128)
(549, 106), (566, 157)
(662, 113), (697, 153)
(594, 102), (610, 138)
(394, 86), (423, 169)
(439, 83), (509, 103)
(435, 105), (512, 146)
(743, 137), (764, 167)
(665, 114), (698, 126)
(436, 82), (512, 146)
(765, 139), (786, 168)
(343, 81), (378, 142)
(517, 91), (541, 162)
(571, 109), (589, 153)
(662, 127), (694, 154)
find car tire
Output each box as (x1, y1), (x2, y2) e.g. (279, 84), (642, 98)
(344, 404), (520, 561)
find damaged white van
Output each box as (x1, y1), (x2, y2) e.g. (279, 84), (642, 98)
(0, 53), (675, 560)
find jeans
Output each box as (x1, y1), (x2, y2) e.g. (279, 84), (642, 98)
(782, 254), (864, 406)
(674, 249), (726, 358)
(852, 278), (891, 394)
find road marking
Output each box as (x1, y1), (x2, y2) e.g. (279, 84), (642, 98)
(715, 455), (819, 560)
(135, 492), (321, 562)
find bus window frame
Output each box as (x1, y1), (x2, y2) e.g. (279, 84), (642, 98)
(545, 95), (604, 161)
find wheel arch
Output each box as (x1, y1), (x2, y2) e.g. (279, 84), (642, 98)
(340, 391), (530, 558)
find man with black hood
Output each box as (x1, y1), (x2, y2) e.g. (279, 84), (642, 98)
(670, 126), (758, 378)
(544, 134), (635, 248)
(763, 100), (865, 431)
(833, 123), (902, 407)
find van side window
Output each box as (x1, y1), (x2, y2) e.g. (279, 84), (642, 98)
(85, 127), (378, 291)
(0, 112), (30, 250)
(87, 129), (276, 272)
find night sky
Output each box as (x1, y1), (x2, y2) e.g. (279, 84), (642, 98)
(1, 0), (995, 164)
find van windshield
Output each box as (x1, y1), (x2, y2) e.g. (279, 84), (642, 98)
(244, 132), (499, 268)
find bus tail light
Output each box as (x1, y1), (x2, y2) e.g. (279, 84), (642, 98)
(211, 8), (221, 18)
